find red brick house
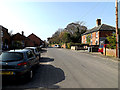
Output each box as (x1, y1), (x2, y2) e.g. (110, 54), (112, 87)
(82, 19), (116, 46)
(28, 33), (42, 46)
(0, 25), (11, 50)
(11, 31), (34, 48)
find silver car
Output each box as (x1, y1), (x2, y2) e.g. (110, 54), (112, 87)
(24, 47), (41, 60)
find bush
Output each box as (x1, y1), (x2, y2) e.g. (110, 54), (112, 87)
(67, 43), (71, 49)
(66, 42), (82, 49)
(106, 33), (116, 49)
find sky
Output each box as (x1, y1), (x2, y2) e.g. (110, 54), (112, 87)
(0, 0), (117, 40)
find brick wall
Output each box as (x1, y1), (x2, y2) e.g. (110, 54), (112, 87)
(51, 44), (59, 47)
(61, 43), (66, 48)
(25, 39), (35, 47)
(2, 26), (11, 50)
(91, 31), (99, 45)
(82, 31), (99, 45)
(28, 33), (41, 46)
(99, 31), (114, 37)
(51, 44), (56, 47)
(82, 35), (86, 44)
(12, 33), (36, 48)
(82, 30), (114, 46)
(103, 47), (116, 57)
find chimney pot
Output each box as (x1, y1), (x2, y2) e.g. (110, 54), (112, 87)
(96, 19), (101, 27)
(22, 31), (24, 36)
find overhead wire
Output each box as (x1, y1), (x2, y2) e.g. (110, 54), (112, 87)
(79, 2), (101, 20)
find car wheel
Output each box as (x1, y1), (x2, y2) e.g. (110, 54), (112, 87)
(25, 70), (33, 81)
(101, 52), (103, 54)
(29, 70), (33, 79)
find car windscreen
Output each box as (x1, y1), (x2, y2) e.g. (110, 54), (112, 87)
(0, 52), (23, 62)
(26, 48), (34, 52)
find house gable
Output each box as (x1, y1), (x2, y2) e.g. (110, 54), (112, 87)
(28, 33), (42, 46)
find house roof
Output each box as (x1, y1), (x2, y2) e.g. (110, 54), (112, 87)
(0, 25), (9, 32)
(12, 33), (26, 39)
(28, 33), (42, 41)
(12, 33), (31, 41)
(82, 24), (116, 35)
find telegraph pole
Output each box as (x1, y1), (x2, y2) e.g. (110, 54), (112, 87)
(116, 0), (119, 58)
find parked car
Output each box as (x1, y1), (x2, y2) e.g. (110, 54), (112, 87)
(0, 49), (39, 80)
(54, 45), (61, 48)
(40, 45), (44, 48)
(98, 45), (104, 54)
(24, 47), (41, 60)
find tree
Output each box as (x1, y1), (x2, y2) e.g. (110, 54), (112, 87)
(49, 28), (64, 44)
(48, 21), (87, 45)
(106, 33), (116, 49)
(62, 32), (71, 43)
(65, 21), (87, 35)
(9, 30), (13, 36)
(12, 41), (23, 49)
(65, 21), (87, 43)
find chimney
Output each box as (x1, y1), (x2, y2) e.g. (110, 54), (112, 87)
(22, 31), (24, 36)
(96, 19), (101, 27)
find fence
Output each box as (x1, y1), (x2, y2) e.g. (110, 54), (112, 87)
(103, 47), (116, 57)
(71, 46), (88, 50)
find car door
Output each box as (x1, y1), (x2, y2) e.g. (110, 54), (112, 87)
(26, 51), (36, 67)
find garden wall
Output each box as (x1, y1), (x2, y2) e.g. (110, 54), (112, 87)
(103, 48), (116, 57)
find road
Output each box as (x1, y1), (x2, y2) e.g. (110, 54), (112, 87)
(2, 48), (118, 89)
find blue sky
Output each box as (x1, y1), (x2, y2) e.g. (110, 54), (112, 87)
(0, 1), (117, 40)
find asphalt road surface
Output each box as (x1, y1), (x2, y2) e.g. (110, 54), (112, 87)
(2, 48), (118, 89)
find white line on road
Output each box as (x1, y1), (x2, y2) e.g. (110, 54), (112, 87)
(40, 62), (52, 65)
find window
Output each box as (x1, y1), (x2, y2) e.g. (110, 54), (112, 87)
(91, 33), (92, 39)
(27, 51), (34, 58)
(96, 40), (98, 45)
(0, 52), (23, 61)
(96, 32), (98, 38)
(1, 31), (3, 37)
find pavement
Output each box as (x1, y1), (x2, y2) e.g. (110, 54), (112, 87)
(71, 49), (120, 62)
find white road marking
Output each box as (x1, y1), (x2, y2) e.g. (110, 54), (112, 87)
(40, 62), (52, 65)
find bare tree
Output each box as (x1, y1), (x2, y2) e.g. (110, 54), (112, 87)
(9, 30), (13, 36)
